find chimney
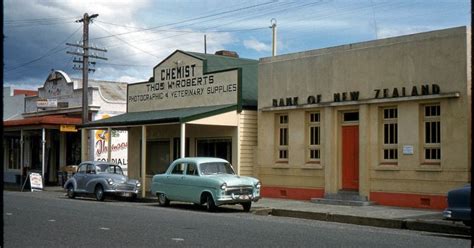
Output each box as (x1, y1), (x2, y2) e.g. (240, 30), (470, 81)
(214, 50), (239, 58)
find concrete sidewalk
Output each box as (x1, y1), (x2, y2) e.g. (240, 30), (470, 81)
(6, 185), (470, 236)
(251, 198), (470, 236)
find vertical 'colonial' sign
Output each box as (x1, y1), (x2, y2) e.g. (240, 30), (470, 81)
(127, 51), (239, 112)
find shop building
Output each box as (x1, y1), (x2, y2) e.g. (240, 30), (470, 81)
(257, 26), (471, 209)
(3, 70), (128, 185)
(82, 50), (258, 197)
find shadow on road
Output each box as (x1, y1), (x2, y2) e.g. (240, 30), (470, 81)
(147, 202), (247, 213)
(423, 233), (471, 240)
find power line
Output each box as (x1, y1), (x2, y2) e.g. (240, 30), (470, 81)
(91, 1), (275, 41)
(5, 26), (82, 72)
(94, 22), (160, 59)
(4, 16), (80, 23)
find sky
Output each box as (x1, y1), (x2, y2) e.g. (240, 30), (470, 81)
(3, 0), (471, 90)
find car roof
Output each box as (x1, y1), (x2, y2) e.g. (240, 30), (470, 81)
(172, 157), (229, 164)
(80, 161), (119, 166)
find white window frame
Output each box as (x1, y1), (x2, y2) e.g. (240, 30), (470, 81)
(307, 112), (321, 163)
(276, 114), (289, 162)
(381, 107), (398, 163)
(423, 104), (441, 162)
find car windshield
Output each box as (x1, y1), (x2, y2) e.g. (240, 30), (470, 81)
(199, 162), (235, 175)
(96, 164), (123, 175)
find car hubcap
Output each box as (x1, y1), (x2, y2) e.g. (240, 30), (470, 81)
(159, 194), (165, 204)
(97, 189), (103, 199)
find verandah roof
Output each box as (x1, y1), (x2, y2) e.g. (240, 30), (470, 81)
(80, 104), (237, 128)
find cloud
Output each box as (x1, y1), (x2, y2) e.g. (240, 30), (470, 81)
(4, 0), (238, 88)
(377, 25), (437, 39)
(243, 38), (271, 52)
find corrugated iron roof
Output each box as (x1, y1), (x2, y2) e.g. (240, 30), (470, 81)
(73, 79), (128, 102)
(4, 115), (82, 127)
(81, 104), (237, 128)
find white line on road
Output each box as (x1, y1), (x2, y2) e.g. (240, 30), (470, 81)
(100, 227), (110, 230)
(172, 238), (184, 242)
(6, 213), (12, 216)
(48, 219), (56, 222)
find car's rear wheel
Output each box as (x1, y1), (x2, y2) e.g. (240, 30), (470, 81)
(205, 194), (217, 212)
(157, 193), (170, 206)
(66, 184), (75, 199)
(95, 185), (105, 201)
(242, 202), (251, 212)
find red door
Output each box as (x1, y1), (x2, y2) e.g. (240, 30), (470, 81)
(342, 125), (359, 190)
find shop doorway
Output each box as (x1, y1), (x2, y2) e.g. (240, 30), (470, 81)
(341, 112), (359, 191)
(196, 138), (232, 162)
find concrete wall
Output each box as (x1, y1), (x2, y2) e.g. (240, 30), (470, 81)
(257, 27), (471, 208)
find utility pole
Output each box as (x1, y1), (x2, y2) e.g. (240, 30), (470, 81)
(66, 13), (107, 124)
(204, 34), (207, 54)
(66, 13), (107, 162)
(270, 18), (277, 56)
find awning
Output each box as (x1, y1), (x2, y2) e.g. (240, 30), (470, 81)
(80, 104), (238, 128)
(3, 115), (82, 127)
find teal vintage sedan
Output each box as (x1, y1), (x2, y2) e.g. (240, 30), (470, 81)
(151, 157), (261, 212)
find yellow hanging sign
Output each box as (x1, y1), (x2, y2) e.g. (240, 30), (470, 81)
(60, 125), (77, 132)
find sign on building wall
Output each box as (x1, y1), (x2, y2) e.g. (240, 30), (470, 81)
(127, 51), (239, 112)
(25, 70), (77, 113)
(60, 125), (77, 132)
(93, 113), (128, 174)
(36, 99), (58, 108)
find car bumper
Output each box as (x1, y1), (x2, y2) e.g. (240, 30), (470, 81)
(216, 194), (260, 205)
(442, 208), (471, 221)
(104, 184), (139, 196)
(442, 210), (452, 219)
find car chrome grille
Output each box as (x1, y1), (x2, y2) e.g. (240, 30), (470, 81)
(225, 186), (253, 195)
(115, 184), (135, 191)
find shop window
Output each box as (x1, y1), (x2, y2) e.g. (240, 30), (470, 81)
(276, 114), (289, 161)
(382, 107), (398, 161)
(423, 104), (441, 161)
(197, 138), (232, 162)
(5, 136), (21, 170)
(307, 112), (321, 162)
(146, 140), (171, 175)
(173, 138), (190, 160)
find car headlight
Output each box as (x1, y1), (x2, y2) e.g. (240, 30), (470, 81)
(255, 182), (261, 189)
(220, 183), (227, 190)
(136, 182), (141, 187)
(107, 178), (114, 185)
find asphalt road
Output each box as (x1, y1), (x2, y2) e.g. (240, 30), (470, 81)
(4, 191), (470, 248)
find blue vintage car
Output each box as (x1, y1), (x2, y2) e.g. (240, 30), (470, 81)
(151, 157), (261, 212)
(443, 184), (471, 226)
(64, 161), (141, 201)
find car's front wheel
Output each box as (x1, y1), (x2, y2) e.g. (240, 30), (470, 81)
(242, 202), (252, 212)
(66, 184), (75, 199)
(205, 194), (217, 212)
(95, 185), (105, 201)
(157, 193), (170, 206)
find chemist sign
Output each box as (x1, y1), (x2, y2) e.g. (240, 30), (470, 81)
(127, 51), (240, 112)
